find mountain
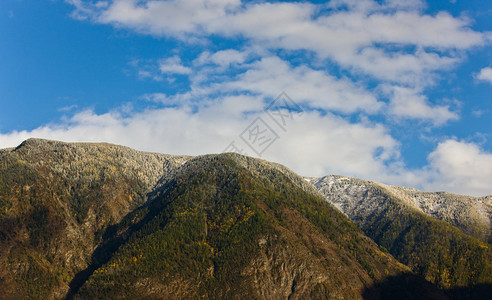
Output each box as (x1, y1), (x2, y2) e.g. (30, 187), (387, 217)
(74, 153), (439, 299)
(311, 175), (492, 290)
(0, 139), (489, 299)
(313, 176), (491, 243)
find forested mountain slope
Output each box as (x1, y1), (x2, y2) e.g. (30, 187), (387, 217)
(74, 153), (442, 299)
(311, 175), (492, 290)
(0, 139), (188, 299)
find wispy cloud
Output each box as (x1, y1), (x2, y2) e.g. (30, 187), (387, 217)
(219, 56), (383, 114)
(159, 55), (192, 75)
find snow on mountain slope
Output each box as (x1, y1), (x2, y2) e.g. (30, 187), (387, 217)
(310, 175), (492, 243)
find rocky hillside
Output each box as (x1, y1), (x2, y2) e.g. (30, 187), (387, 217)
(74, 153), (442, 299)
(311, 175), (492, 290)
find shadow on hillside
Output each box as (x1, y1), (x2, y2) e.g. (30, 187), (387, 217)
(64, 180), (176, 299)
(362, 274), (492, 300)
(445, 284), (492, 300)
(362, 274), (445, 300)
(64, 223), (125, 300)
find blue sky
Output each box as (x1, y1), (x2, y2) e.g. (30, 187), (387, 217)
(1, 0), (492, 196)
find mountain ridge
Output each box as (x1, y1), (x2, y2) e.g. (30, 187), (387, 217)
(311, 175), (492, 289)
(310, 175), (492, 243)
(0, 139), (490, 299)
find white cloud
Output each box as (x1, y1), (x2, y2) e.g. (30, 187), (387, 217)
(212, 56), (383, 114)
(68, 0), (487, 86)
(195, 49), (247, 67)
(384, 86), (459, 125)
(128, 58), (164, 81)
(384, 0), (426, 10)
(2, 98), (492, 196)
(65, 0), (105, 20)
(137, 70), (163, 81)
(260, 112), (401, 178)
(96, 0), (240, 37)
(343, 47), (458, 86)
(424, 140), (492, 196)
(476, 67), (492, 84)
(0, 102), (400, 184)
(159, 56), (192, 75)
(327, 0), (426, 12)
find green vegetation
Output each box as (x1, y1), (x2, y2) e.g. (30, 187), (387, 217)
(76, 155), (407, 298)
(0, 140), (164, 299)
(77, 159), (272, 298)
(8, 250), (63, 299)
(0, 156), (66, 299)
(362, 187), (492, 289)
